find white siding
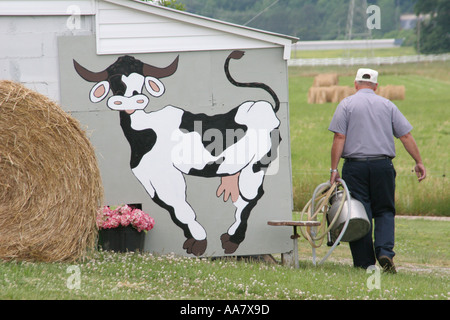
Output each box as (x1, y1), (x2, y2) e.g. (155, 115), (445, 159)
(96, 1), (294, 58)
(0, 0), (296, 59)
(0, 0), (95, 15)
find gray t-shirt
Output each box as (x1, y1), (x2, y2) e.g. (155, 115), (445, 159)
(328, 88), (412, 158)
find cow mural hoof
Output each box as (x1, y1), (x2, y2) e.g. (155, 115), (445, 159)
(220, 233), (239, 254)
(183, 238), (207, 256)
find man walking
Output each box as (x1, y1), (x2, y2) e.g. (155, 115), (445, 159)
(328, 68), (426, 273)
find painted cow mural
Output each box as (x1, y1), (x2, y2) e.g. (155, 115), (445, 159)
(74, 51), (281, 256)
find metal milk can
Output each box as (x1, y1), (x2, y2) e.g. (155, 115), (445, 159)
(327, 191), (370, 242)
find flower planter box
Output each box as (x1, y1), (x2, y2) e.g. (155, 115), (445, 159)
(98, 226), (145, 253)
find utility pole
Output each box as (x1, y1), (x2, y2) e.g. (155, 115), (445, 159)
(346, 0), (355, 41)
(345, 0), (373, 58)
(416, 15), (421, 55)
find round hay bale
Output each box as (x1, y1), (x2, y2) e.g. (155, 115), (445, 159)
(324, 86), (334, 103)
(376, 85), (388, 99)
(376, 85), (405, 101)
(331, 86), (356, 103)
(307, 87), (318, 104)
(312, 73), (339, 87)
(0, 80), (103, 262)
(386, 85), (405, 101)
(307, 87), (328, 104)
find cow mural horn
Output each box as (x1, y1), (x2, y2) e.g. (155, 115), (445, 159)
(73, 60), (109, 82)
(143, 56), (179, 78)
(73, 56), (179, 81)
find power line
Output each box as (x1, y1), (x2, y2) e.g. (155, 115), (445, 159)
(244, 0), (280, 26)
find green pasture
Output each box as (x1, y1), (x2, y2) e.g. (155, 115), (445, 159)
(292, 46), (417, 59)
(289, 60), (450, 216)
(0, 218), (448, 300)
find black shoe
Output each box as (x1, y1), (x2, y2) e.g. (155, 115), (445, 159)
(378, 255), (397, 274)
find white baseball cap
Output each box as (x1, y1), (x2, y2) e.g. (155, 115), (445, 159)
(355, 68), (378, 83)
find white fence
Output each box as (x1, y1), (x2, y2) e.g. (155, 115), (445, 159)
(292, 39), (401, 51)
(288, 53), (450, 67)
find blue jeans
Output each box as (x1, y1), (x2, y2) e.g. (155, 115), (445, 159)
(342, 158), (396, 268)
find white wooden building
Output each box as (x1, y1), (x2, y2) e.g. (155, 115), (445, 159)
(1, 0), (299, 258)
(0, 0), (297, 102)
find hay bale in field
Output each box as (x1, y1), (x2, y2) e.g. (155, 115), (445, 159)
(324, 86), (335, 102)
(329, 86), (356, 103)
(308, 86), (356, 104)
(307, 87), (318, 104)
(386, 85), (405, 101)
(0, 80), (103, 262)
(330, 86), (344, 103)
(376, 85), (405, 100)
(376, 86), (385, 98)
(330, 86), (352, 103)
(308, 87), (329, 104)
(312, 73), (339, 87)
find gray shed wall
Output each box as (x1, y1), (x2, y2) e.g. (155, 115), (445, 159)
(59, 35), (294, 257)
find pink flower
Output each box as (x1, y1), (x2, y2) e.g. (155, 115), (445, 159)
(97, 205), (155, 232)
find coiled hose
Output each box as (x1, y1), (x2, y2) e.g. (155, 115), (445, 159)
(298, 178), (351, 265)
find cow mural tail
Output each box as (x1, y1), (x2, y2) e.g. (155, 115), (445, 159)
(224, 50), (280, 113)
(217, 50), (282, 254)
(224, 50), (282, 173)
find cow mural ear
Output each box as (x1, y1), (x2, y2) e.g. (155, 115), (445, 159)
(89, 81), (110, 103)
(144, 76), (165, 97)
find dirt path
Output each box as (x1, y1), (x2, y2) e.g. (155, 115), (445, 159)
(319, 216), (450, 276)
(322, 256), (449, 276)
(397, 263), (449, 276)
(396, 215), (450, 221)
(396, 216), (449, 276)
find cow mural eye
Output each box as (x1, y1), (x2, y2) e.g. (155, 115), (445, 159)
(145, 76), (165, 97)
(89, 81), (110, 103)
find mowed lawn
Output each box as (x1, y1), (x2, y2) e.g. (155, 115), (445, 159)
(0, 217), (447, 300)
(288, 60), (450, 216)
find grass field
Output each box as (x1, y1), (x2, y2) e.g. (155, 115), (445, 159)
(292, 46), (418, 59)
(0, 218), (448, 300)
(288, 59), (450, 216)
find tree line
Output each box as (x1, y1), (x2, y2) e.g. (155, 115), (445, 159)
(143, 0), (449, 54)
(180, 0), (416, 40)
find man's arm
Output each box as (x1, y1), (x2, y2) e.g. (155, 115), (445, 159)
(399, 132), (426, 182)
(330, 132), (346, 184)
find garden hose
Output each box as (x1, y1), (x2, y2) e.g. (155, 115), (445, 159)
(298, 179), (351, 266)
